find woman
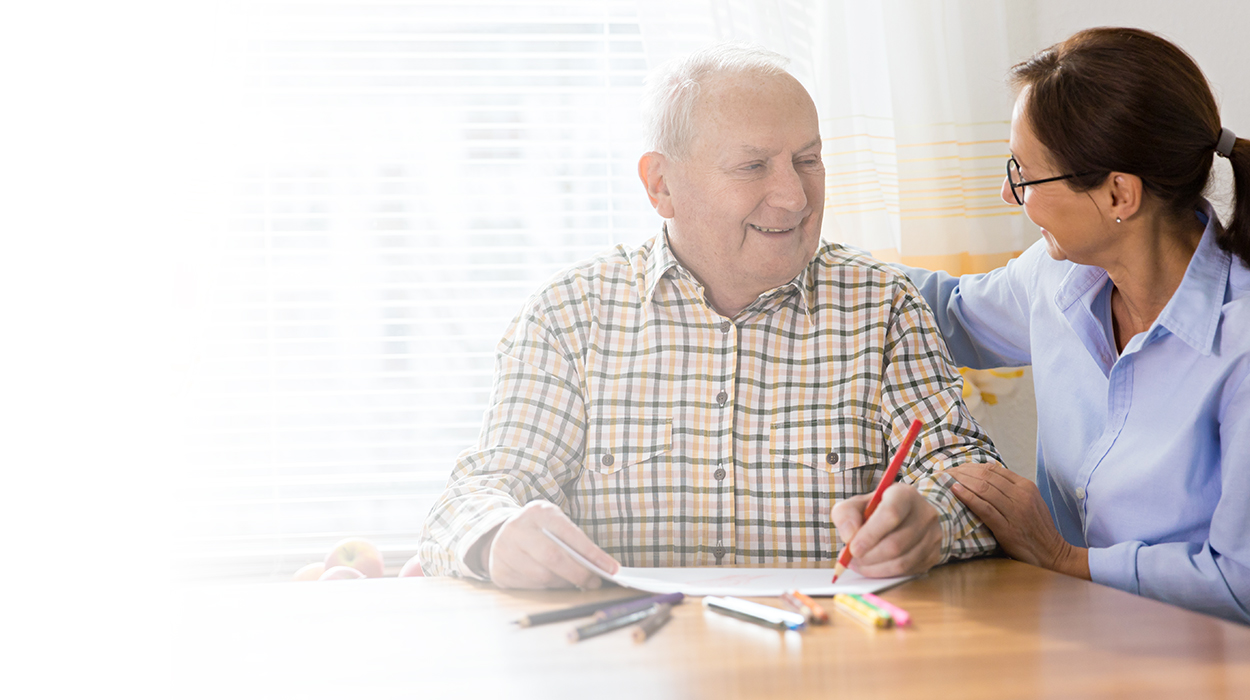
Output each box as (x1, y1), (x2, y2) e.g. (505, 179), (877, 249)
(901, 27), (1250, 623)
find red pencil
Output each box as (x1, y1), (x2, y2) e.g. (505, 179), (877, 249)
(831, 418), (923, 583)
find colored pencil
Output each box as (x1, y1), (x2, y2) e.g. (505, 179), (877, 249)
(568, 604), (661, 642)
(594, 592), (684, 621)
(778, 591), (813, 624)
(514, 592), (653, 627)
(631, 604), (674, 643)
(860, 592), (911, 626)
(833, 593), (893, 628)
(832, 418), (924, 583)
(787, 590), (830, 624)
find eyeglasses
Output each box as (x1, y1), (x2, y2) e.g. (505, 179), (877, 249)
(1005, 157), (1093, 205)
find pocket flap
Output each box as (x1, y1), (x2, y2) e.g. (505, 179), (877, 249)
(769, 414), (880, 472)
(586, 417), (673, 474)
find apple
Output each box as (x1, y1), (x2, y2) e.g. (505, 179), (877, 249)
(319, 566), (366, 581)
(323, 537), (385, 578)
(292, 562), (325, 582)
(399, 555), (424, 577)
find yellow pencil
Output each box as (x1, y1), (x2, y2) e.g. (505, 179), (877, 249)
(833, 593), (893, 628)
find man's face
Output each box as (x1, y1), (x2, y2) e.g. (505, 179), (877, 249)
(656, 72), (824, 309)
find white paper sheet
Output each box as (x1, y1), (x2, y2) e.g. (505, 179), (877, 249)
(542, 529), (914, 597)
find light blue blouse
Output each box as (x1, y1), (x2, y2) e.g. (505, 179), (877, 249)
(900, 202), (1250, 623)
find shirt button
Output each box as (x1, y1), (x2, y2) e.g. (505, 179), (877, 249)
(720, 321), (731, 333)
(600, 453), (614, 467)
(1076, 487), (1086, 500)
(713, 467), (726, 481)
(716, 390), (728, 406)
(826, 452), (839, 465)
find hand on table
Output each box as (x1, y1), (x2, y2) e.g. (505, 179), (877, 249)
(947, 464), (1089, 579)
(831, 483), (942, 577)
(479, 500), (620, 589)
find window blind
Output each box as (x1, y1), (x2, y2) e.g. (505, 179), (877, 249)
(180, 0), (661, 583)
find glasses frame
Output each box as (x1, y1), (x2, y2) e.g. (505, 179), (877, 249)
(1006, 156), (1094, 205)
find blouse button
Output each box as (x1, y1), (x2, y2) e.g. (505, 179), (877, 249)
(716, 390), (728, 406)
(1075, 486), (1086, 500)
(720, 321), (731, 333)
(713, 467), (726, 481)
(826, 452), (839, 465)
(601, 453), (615, 467)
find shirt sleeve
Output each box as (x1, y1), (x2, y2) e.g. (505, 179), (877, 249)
(1087, 366), (1250, 624)
(417, 302), (588, 579)
(894, 242), (1042, 369)
(880, 276), (1003, 564)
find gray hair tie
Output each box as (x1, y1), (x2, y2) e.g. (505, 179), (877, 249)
(1216, 127), (1237, 158)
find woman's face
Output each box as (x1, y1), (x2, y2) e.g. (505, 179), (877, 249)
(1003, 90), (1115, 264)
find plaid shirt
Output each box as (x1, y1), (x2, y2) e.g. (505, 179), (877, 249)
(419, 231), (999, 577)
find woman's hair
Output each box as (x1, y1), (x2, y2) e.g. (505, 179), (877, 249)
(1011, 27), (1250, 265)
(641, 42), (790, 160)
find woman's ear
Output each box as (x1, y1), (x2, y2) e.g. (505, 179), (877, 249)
(638, 152), (675, 218)
(1107, 172), (1143, 223)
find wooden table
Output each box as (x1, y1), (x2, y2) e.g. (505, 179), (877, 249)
(171, 559), (1250, 699)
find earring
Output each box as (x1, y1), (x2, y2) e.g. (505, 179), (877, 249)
(1115, 217), (1122, 223)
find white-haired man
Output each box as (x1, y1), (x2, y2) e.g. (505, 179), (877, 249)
(419, 44), (1000, 588)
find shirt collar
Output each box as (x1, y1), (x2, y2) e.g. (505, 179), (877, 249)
(642, 224), (816, 320)
(1052, 200), (1230, 356)
(1153, 201), (1230, 356)
(641, 224), (683, 305)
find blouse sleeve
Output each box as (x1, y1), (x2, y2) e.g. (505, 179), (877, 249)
(1088, 364), (1250, 624)
(894, 241), (1045, 369)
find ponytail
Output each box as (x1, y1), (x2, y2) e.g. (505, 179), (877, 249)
(1219, 137), (1250, 267)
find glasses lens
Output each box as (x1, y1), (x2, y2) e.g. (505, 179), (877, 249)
(1006, 158), (1023, 205)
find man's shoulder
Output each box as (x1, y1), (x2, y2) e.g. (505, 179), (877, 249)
(808, 240), (913, 291)
(524, 236), (656, 312)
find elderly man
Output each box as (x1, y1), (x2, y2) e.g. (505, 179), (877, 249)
(419, 44), (1000, 589)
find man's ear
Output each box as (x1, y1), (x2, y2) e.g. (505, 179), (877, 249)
(1106, 172), (1142, 223)
(638, 152), (675, 219)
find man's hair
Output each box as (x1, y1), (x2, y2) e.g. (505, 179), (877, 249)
(641, 42), (791, 160)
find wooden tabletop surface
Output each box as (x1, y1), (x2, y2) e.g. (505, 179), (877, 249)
(172, 558), (1250, 699)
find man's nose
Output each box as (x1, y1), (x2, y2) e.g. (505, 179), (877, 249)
(766, 163), (808, 213)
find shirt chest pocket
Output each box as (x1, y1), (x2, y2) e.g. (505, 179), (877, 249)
(768, 413), (882, 475)
(585, 416), (674, 475)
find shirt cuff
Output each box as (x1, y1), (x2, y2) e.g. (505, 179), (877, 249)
(453, 507), (519, 581)
(914, 472), (960, 564)
(1087, 541), (1142, 595)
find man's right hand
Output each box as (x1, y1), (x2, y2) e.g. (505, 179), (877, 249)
(480, 500), (620, 589)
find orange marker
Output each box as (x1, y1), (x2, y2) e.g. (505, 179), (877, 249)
(832, 418), (923, 583)
(786, 590), (829, 624)
(778, 591), (812, 624)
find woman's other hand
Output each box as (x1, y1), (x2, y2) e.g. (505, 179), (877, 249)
(948, 464), (1090, 580)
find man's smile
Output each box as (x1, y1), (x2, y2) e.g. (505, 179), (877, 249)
(749, 223), (798, 233)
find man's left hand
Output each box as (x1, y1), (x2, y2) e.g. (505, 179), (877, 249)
(831, 484), (942, 577)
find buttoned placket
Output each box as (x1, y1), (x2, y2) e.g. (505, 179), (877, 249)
(1059, 273), (1121, 542)
(1070, 284), (1170, 543)
(712, 315), (736, 565)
